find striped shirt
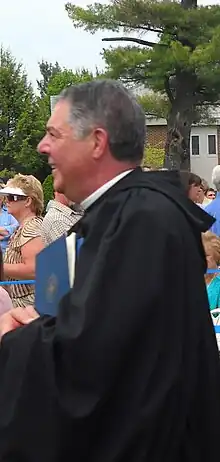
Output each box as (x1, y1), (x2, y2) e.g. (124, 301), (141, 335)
(41, 200), (83, 246)
(4, 216), (43, 307)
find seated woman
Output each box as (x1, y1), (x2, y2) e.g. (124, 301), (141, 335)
(0, 246), (13, 315)
(202, 231), (220, 311)
(0, 174), (44, 308)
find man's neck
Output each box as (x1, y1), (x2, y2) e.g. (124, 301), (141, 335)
(81, 169), (134, 211)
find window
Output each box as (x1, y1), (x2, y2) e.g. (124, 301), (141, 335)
(191, 135), (200, 156)
(208, 134), (216, 155)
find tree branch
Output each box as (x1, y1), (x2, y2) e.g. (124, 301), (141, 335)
(112, 20), (163, 33)
(122, 24), (163, 34)
(102, 37), (166, 47)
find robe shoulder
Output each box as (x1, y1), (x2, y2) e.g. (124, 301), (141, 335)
(0, 182), (219, 461)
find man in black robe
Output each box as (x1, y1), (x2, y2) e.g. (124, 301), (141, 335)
(0, 80), (219, 461)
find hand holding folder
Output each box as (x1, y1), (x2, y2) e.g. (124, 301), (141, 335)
(35, 233), (78, 316)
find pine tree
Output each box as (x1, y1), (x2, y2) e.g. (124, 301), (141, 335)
(66, 0), (220, 169)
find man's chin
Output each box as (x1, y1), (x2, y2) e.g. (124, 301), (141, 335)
(53, 174), (65, 195)
(54, 184), (65, 195)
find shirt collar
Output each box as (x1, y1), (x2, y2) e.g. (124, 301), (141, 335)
(48, 200), (76, 217)
(81, 170), (133, 211)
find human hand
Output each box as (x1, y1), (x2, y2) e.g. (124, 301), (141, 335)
(0, 305), (39, 341)
(0, 227), (8, 236)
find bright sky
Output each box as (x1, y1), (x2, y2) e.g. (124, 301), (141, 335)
(0, 0), (219, 89)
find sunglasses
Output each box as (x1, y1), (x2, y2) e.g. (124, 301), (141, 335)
(6, 195), (27, 202)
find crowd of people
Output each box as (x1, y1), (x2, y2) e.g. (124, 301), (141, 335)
(1, 168), (219, 317)
(0, 79), (219, 460)
(0, 174), (83, 312)
(178, 168), (220, 327)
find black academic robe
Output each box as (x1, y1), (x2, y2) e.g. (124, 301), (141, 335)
(0, 168), (219, 462)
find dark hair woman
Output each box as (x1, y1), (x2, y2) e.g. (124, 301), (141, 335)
(179, 171), (202, 203)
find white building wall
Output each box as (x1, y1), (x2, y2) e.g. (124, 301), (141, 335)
(190, 126), (218, 186)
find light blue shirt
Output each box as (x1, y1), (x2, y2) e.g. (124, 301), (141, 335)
(205, 192), (220, 236)
(0, 206), (18, 254)
(207, 274), (220, 311)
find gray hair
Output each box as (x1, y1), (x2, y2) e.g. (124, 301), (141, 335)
(212, 165), (220, 191)
(59, 79), (146, 163)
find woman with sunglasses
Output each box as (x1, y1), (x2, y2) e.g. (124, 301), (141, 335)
(0, 174), (44, 308)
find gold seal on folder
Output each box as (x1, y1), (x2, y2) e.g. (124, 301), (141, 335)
(46, 274), (58, 303)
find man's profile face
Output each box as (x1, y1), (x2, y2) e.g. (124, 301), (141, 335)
(37, 100), (94, 202)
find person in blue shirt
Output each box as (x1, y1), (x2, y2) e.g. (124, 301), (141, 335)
(205, 165), (220, 236)
(202, 231), (220, 311)
(0, 193), (18, 255)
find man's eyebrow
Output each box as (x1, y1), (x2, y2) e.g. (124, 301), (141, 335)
(46, 125), (62, 136)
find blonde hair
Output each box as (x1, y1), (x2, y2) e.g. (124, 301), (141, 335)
(202, 231), (220, 265)
(7, 174), (44, 216)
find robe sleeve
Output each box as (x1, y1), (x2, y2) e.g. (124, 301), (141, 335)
(0, 201), (208, 460)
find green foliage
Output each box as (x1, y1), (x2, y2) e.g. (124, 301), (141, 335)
(37, 60), (61, 97)
(0, 169), (16, 179)
(46, 68), (99, 97)
(138, 92), (170, 119)
(42, 174), (54, 207)
(0, 46), (49, 180)
(65, 0), (220, 96)
(66, 0), (220, 168)
(143, 146), (165, 169)
(6, 97), (50, 179)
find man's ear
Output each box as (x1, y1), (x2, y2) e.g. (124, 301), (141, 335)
(91, 128), (108, 161)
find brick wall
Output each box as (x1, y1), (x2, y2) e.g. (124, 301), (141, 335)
(147, 125), (220, 163)
(146, 125), (167, 148)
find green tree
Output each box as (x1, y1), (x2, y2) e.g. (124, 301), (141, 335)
(66, 0), (220, 169)
(138, 92), (170, 119)
(0, 47), (32, 171)
(0, 47), (49, 180)
(44, 67), (99, 115)
(0, 169), (16, 180)
(37, 60), (61, 97)
(42, 174), (54, 209)
(7, 97), (51, 181)
(47, 67), (98, 97)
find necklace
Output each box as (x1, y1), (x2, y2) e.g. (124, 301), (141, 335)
(206, 273), (217, 288)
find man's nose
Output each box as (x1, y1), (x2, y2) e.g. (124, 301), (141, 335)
(37, 136), (49, 156)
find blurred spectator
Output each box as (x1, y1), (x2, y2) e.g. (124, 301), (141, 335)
(202, 231), (220, 311)
(0, 174), (44, 307)
(0, 184), (18, 254)
(196, 180), (215, 208)
(41, 192), (83, 246)
(179, 171), (202, 202)
(206, 188), (216, 201)
(205, 166), (220, 236)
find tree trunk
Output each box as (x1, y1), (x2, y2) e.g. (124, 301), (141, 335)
(164, 0), (198, 170)
(164, 71), (198, 170)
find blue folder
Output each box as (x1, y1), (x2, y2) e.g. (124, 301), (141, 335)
(35, 235), (71, 316)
